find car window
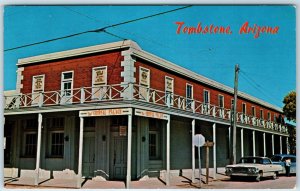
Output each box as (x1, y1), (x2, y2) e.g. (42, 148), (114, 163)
(271, 156), (281, 162)
(263, 159), (271, 164)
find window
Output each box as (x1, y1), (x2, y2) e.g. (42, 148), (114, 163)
(61, 71), (73, 104)
(242, 103), (246, 115)
(24, 133), (37, 156)
(46, 117), (65, 157)
(50, 132), (64, 156)
(84, 118), (96, 127)
(31, 75), (45, 105)
(149, 119), (161, 160)
(231, 99), (234, 109)
(186, 84), (193, 109)
(139, 67), (150, 100)
(149, 132), (158, 159)
(165, 76), (174, 106)
(267, 112), (271, 121)
(260, 109), (264, 119)
(22, 118), (38, 157)
(204, 90), (210, 104)
(251, 106), (256, 117)
(92, 66), (107, 100)
(218, 95), (224, 108)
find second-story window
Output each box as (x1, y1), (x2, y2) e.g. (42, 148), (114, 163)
(251, 106), (256, 117)
(92, 66), (107, 100)
(165, 76), (174, 106)
(218, 95), (224, 108)
(267, 112), (271, 121)
(186, 84), (193, 110)
(32, 75), (45, 105)
(61, 71), (73, 104)
(139, 67), (150, 100)
(260, 109), (264, 119)
(203, 90), (210, 113)
(242, 103), (246, 115)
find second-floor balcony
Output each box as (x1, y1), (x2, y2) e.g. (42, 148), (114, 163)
(4, 83), (287, 134)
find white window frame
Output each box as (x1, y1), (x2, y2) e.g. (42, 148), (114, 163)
(46, 117), (65, 157)
(31, 74), (45, 105)
(204, 89), (210, 104)
(251, 106), (256, 117)
(267, 112), (271, 121)
(49, 131), (64, 157)
(186, 83), (193, 110)
(165, 76), (174, 106)
(61, 71), (74, 104)
(92, 66), (108, 100)
(260, 109), (264, 119)
(139, 67), (150, 100)
(242, 103), (247, 115)
(218, 94), (224, 108)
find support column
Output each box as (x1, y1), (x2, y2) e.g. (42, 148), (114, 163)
(240, 128), (244, 157)
(252, 131), (255, 156)
(272, 134), (274, 155)
(34, 113), (43, 186)
(166, 115), (170, 186)
(263, 133), (266, 157)
(77, 117), (84, 188)
(280, 136), (282, 154)
(191, 119), (195, 183)
(213, 123), (216, 180)
(126, 114), (133, 188)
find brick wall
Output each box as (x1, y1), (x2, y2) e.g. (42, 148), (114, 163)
(135, 58), (282, 121)
(21, 51), (124, 94)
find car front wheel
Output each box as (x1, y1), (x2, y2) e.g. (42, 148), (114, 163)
(272, 172), (277, 180)
(256, 172), (263, 182)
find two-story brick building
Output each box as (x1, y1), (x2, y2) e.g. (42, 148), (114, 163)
(3, 40), (288, 188)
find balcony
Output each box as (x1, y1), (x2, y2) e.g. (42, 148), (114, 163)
(4, 83), (287, 134)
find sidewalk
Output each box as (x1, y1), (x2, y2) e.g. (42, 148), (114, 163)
(5, 168), (229, 189)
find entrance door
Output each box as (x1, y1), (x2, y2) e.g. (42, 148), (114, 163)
(83, 132), (95, 178)
(4, 122), (13, 166)
(110, 133), (127, 180)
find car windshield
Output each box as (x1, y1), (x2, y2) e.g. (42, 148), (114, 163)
(270, 156), (282, 162)
(239, 157), (263, 164)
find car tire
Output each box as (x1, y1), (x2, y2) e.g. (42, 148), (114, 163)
(272, 172), (277, 180)
(256, 172), (262, 182)
(230, 176), (236, 181)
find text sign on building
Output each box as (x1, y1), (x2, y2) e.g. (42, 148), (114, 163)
(79, 108), (132, 117)
(135, 109), (169, 120)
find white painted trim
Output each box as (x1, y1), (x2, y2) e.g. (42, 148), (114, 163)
(252, 131), (256, 156)
(218, 94), (224, 108)
(242, 102), (246, 115)
(280, 136), (282, 154)
(203, 89), (210, 104)
(166, 115), (170, 186)
(77, 117), (84, 188)
(191, 119), (195, 183)
(61, 71), (74, 103)
(251, 106), (256, 117)
(272, 134), (274, 155)
(263, 133), (266, 157)
(126, 114), (132, 188)
(213, 123), (216, 180)
(139, 66), (150, 88)
(241, 128), (244, 157)
(186, 83), (193, 99)
(17, 40), (141, 65)
(16, 67), (24, 94)
(165, 76), (174, 93)
(130, 48), (282, 112)
(35, 113), (42, 185)
(92, 66), (108, 86)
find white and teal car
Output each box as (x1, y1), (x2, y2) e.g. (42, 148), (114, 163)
(225, 156), (283, 181)
(271, 154), (296, 175)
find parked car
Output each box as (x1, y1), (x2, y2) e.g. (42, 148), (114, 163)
(270, 154), (296, 175)
(225, 156), (283, 181)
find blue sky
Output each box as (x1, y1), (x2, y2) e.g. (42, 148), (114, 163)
(4, 5), (296, 108)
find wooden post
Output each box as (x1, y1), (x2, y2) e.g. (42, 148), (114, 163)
(204, 141), (214, 184)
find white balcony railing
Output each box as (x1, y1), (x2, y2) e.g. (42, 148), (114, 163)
(4, 83), (287, 134)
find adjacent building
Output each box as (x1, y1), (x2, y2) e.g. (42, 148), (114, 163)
(3, 40), (288, 187)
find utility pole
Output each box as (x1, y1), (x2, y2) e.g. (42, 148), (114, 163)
(230, 64), (239, 164)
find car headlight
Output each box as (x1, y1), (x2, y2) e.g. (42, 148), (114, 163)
(248, 167), (258, 173)
(226, 167), (233, 172)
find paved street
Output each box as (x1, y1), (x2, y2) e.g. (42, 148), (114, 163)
(5, 175), (296, 189)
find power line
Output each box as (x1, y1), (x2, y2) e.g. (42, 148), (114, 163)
(239, 70), (280, 104)
(5, 6), (192, 52)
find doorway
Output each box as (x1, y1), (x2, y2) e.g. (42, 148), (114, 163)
(83, 132), (95, 178)
(110, 132), (127, 180)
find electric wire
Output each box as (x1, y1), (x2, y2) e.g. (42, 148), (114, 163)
(4, 5), (192, 52)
